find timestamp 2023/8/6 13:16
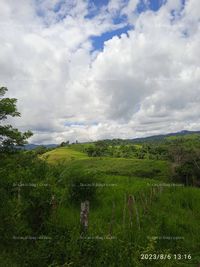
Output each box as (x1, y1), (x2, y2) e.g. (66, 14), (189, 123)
(140, 253), (192, 261)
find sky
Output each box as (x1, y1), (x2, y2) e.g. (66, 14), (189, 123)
(0, 0), (200, 144)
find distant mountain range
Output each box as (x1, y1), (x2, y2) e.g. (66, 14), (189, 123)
(23, 130), (200, 149)
(130, 130), (200, 142)
(23, 144), (58, 150)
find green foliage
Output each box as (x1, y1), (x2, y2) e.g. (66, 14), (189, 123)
(33, 145), (49, 155)
(0, 86), (32, 152)
(60, 141), (69, 147)
(0, 87), (20, 119)
(173, 149), (200, 186)
(86, 141), (109, 157)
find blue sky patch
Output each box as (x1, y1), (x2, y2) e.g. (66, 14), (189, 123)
(113, 14), (128, 25)
(136, 0), (148, 13)
(90, 24), (133, 51)
(136, 0), (167, 13)
(148, 0), (167, 11)
(90, 0), (109, 8)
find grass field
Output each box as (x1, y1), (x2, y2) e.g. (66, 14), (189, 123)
(61, 157), (171, 181)
(38, 145), (200, 266)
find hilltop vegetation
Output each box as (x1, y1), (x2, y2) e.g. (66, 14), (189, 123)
(41, 133), (200, 187)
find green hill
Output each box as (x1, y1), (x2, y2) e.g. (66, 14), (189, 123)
(40, 146), (89, 163)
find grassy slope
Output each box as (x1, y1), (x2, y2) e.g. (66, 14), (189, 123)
(40, 147), (88, 163)
(63, 157), (171, 181)
(42, 145), (200, 266)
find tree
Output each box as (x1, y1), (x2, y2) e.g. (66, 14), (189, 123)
(60, 141), (69, 147)
(174, 148), (200, 186)
(33, 145), (47, 155)
(86, 145), (96, 157)
(0, 86), (32, 152)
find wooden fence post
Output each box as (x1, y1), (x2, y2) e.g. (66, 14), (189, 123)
(50, 194), (57, 211)
(132, 195), (140, 230)
(80, 200), (89, 233)
(17, 185), (21, 203)
(127, 195), (134, 227)
(123, 194), (126, 228)
(109, 201), (115, 236)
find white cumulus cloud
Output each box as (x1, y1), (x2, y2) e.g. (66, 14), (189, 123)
(0, 0), (199, 144)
